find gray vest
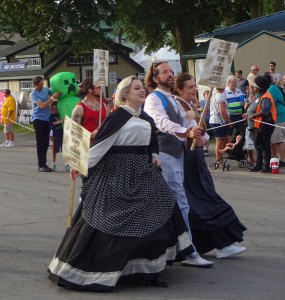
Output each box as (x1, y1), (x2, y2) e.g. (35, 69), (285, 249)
(156, 96), (185, 158)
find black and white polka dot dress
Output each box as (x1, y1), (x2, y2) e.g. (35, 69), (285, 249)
(48, 106), (193, 292)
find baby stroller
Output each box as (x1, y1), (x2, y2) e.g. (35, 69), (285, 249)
(209, 133), (250, 172)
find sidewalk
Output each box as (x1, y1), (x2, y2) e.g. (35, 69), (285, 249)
(1, 134), (285, 300)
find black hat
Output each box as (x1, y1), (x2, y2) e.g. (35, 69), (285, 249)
(263, 72), (273, 83)
(252, 75), (270, 91)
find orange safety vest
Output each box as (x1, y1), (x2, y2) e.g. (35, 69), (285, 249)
(253, 91), (277, 128)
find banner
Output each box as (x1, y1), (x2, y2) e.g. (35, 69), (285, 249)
(62, 116), (91, 176)
(198, 38), (238, 88)
(93, 49), (109, 86)
(0, 62), (26, 72)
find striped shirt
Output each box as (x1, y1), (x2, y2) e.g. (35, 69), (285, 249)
(224, 87), (244, 115)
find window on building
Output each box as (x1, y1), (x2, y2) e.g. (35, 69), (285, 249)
(68, 55), (93, 65)
(0, 81), (8, 90)
(85, 69), (93, 78)
(20, 81), (33, 90)
(109, 52), (117, 64)
(18, 57), (41, 68)
(68, 52), (118, 65)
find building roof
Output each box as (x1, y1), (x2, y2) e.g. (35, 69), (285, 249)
(0, 39), (39, 60)
(15, 44), (41, 57)
(0, 38), (144, 80)
(196, 10), (285, 40)
(183, 31), (285, 59)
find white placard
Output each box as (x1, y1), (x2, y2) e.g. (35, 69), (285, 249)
(62, 116), (91, 176)
(93, 49), (109, 86)
(198, 38), (238, 88)
(109, 71), (117, 85)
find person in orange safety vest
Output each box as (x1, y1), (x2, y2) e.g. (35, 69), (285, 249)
(243, 75), (276, 173)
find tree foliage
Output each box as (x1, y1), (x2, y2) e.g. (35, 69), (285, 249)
(115, 0), (254, 69)
(0, 0), (117, 53)
(0, 0), (284, 70)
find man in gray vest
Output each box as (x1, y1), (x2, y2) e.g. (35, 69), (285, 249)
(144, 62), (213, 268)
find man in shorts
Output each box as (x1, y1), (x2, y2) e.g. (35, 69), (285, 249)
(263, 73), (285, 167)
(271, 126), (285, 167)
(1, 89), (16, 147)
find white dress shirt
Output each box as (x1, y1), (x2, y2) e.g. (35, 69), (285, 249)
(144, 88), (189, 140)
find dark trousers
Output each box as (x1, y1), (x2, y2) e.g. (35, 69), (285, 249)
(253, 125), (275, 169)
(229, 114), (244, 136)
(33, 119), (50, 167)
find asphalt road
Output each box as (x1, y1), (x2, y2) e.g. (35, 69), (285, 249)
(1, 134), (285, 300)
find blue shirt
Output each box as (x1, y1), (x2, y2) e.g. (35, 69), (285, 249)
(30, 87), (52, 121)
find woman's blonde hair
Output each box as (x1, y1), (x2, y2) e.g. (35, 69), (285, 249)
(114, 75), (138, 106)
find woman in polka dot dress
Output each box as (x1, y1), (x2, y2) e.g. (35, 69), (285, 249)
(48, 75), (194, 292)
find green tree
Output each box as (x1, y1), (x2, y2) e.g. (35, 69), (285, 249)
(0, 0), (117, 53)
(250, 0), (285, 18)
(116, 0), (254, 70)
(0, 0), (280, 70)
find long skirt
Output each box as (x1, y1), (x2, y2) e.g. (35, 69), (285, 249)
(184, 146), (246, 254)
(48, 152), (193, 292)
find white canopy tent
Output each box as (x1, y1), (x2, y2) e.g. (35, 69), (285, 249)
(132, 46), (182, 74)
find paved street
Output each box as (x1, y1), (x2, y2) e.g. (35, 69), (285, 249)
(1, 134), (285, 300)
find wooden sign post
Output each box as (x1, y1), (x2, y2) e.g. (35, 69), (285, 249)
(191, 38), (238, 151)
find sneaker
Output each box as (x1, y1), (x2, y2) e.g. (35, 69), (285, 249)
(181, 254), (213, 268)
(0, 141), (9, 147)
(5, 141), (15, 148)
(51, 163), (56, 171)
(216, 244), (247, 259)
(204, 149), (210, 156)
(38, 166), (52, 172)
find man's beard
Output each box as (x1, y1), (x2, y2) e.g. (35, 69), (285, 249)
(157, 77), (174, 89)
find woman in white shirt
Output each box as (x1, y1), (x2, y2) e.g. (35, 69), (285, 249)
(48, 75), (193, 292)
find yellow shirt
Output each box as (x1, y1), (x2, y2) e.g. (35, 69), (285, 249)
(1, 95), (16, 124)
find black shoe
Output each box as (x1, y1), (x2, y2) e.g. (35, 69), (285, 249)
(279, 160), (285, 168)
(260, 168), (271, 173)
(146, 277), (168, 288)
(38, 166), (52, 172)
(249, 165), (262, 172)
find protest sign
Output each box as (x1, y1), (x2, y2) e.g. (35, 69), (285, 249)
(62, 116), (90, 177)
(62, 116), (91, 228)
(198, 38), (238, 88)
(191, 38), (238, 151)
(93, 49), (109, 86)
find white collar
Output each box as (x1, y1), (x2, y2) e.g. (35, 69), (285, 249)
(121, 105), (141, 117)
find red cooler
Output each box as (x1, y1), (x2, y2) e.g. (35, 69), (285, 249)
(270, 158), (279, 174)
